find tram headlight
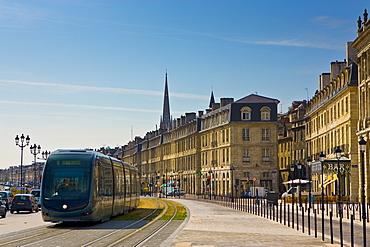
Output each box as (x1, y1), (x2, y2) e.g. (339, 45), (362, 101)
(62, 204), (68, 209)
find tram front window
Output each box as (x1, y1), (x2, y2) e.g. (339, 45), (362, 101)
(42, 154), (92, 201)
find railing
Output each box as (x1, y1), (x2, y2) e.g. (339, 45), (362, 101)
(182, 194), (369, 246)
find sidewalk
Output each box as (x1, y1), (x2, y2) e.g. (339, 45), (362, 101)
(163, 199), (336, 247)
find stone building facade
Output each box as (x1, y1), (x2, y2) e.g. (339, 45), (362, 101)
(353, 9), (370, 202)
(305, 44), (359, 201)
(122, 93), (280, 197)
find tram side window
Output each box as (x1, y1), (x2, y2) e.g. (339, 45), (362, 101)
(125, 167), (131, 197)
(99, 159), (113, 196)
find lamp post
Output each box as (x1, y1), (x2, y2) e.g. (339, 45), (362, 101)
(15, 134), (30, 188)
(335, 146), (344, 246)
(319, 151), (326, 241)
(30, 143), (41, 188)
(359, 137), (367, 247)
(290, 164), (295, 206)
(209, 169), (213, 200)
(307, 157), (312, 208)
(230, 164), (235, 202)
(335, 146), (342, 202)
(297, 161), (303, 207)
(42, 150), (50, 160)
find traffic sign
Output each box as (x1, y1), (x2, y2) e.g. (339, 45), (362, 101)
(252, 177), (257, 182)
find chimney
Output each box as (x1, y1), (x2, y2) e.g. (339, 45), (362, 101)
(220, 98), (234, 107)
(185, 112), (196, 122)
(198, 111), (204, 118)
(212, 103), (220, 111)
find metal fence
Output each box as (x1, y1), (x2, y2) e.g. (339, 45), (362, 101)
(182, 194), (369, 247)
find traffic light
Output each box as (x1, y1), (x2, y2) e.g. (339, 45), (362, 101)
(206, 176), (211, 185)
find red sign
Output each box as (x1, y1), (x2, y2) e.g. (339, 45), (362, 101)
(252, 177), (257, 182)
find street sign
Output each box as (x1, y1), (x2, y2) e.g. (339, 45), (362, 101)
(252, 177), (257, 182)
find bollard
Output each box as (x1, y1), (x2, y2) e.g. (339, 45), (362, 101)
(314, 208), (317, 238)
(330, 211), (333, 244)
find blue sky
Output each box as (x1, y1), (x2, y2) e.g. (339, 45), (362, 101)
(0, 0), (367, 169)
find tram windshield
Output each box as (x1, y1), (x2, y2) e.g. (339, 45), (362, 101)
(42, 154), (93, 201)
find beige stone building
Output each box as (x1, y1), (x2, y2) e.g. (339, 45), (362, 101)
(353, 9), (370, 202)
(305, 44), (359, 201)
(122, 92), (281, 197)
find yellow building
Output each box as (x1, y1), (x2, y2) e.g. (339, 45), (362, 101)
(122, 94), (280, 197)
(305, 45), (359, 201)
(353, 9), (370, 202)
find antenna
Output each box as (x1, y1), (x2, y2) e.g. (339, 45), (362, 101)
(304, 88), (309, 101)
(131, 126), (133, 140)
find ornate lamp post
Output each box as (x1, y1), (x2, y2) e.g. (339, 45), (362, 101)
(297, 161), (303, 207)
(319, 151), (326, 241)
(359, 137), (367, 247)
(335, 146), (342, 202)
(290, 164), (295, 206)
(307, 157), (312, 208)
(335, 146), (344, 247)
(209, 169), (213, 200)
(230, 164), (235, 202)
(15, 134), (30, 188)
(42, 150), (51, 160)
(30, 143), (41, 188)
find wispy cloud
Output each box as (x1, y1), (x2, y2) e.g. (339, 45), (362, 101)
(0, 79), (208, 100)
(312, 16), (348, 29)
(0, 99), (161, 113)
(0, 100), (187, 115)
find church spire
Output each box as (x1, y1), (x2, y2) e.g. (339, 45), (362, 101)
(160, 72), (171, 130)
(209, 91), (215, 108)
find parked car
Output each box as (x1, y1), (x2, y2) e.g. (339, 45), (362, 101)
(30, 189), (41, 207)
(0, 201), (6, 218)
(281, 187), (297, 198)
(0, 191), (13, 210)
(167, 188), (185, 196)
(10, 194), (39, 214)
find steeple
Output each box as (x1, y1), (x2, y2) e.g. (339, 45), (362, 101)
(209, 91), (215, 108)
(160, 72), (171, 130)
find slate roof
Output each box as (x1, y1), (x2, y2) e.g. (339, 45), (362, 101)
(234, 94), (280, 104)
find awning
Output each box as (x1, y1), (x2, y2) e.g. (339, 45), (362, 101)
(319, 178), (337, 188)
(283, 179), (310, 184)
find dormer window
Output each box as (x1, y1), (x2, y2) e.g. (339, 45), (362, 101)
(241, 107), (252, 120)
(260, 107), (271, 120)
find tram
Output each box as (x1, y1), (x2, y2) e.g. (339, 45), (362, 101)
(40, 149), (140, 222)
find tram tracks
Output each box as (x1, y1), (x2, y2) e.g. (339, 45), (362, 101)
(2, 198), (185, 247)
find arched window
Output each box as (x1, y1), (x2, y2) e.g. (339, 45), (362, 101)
(260, 107), (271, 120)
(241, 106), (252, 120)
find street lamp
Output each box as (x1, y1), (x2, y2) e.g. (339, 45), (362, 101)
(30, 143), (41, 188)
(15, 134), (30, 188)
(335, 146), (342, 202)
(42, 150), (51, 160)
(290, 164), (295, 206)
(359, 137), (367, 247)
(297, 161), (303, 207)
(335, 146), (344, 246)
(230, 164), (235, 202)
(209, 169), (213, 200)
(319, 151), (326, 241)
(307, 157), (312, 208)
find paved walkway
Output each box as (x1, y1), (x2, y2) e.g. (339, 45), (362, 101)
(163, 199), (337, 247)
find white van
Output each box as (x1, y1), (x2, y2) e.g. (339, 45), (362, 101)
(30, 189), (41, 207)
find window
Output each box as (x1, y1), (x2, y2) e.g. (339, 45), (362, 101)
(243, 172), (250, 178)
(260, 107), (271, 120)
(262, 148), (270, 162)
(263, 172), (270, 177)
(242, 129), (250, 141)
(243, 149), (250, 162)
(241, 107), (252, 120)
(262, 128), (270, 141)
